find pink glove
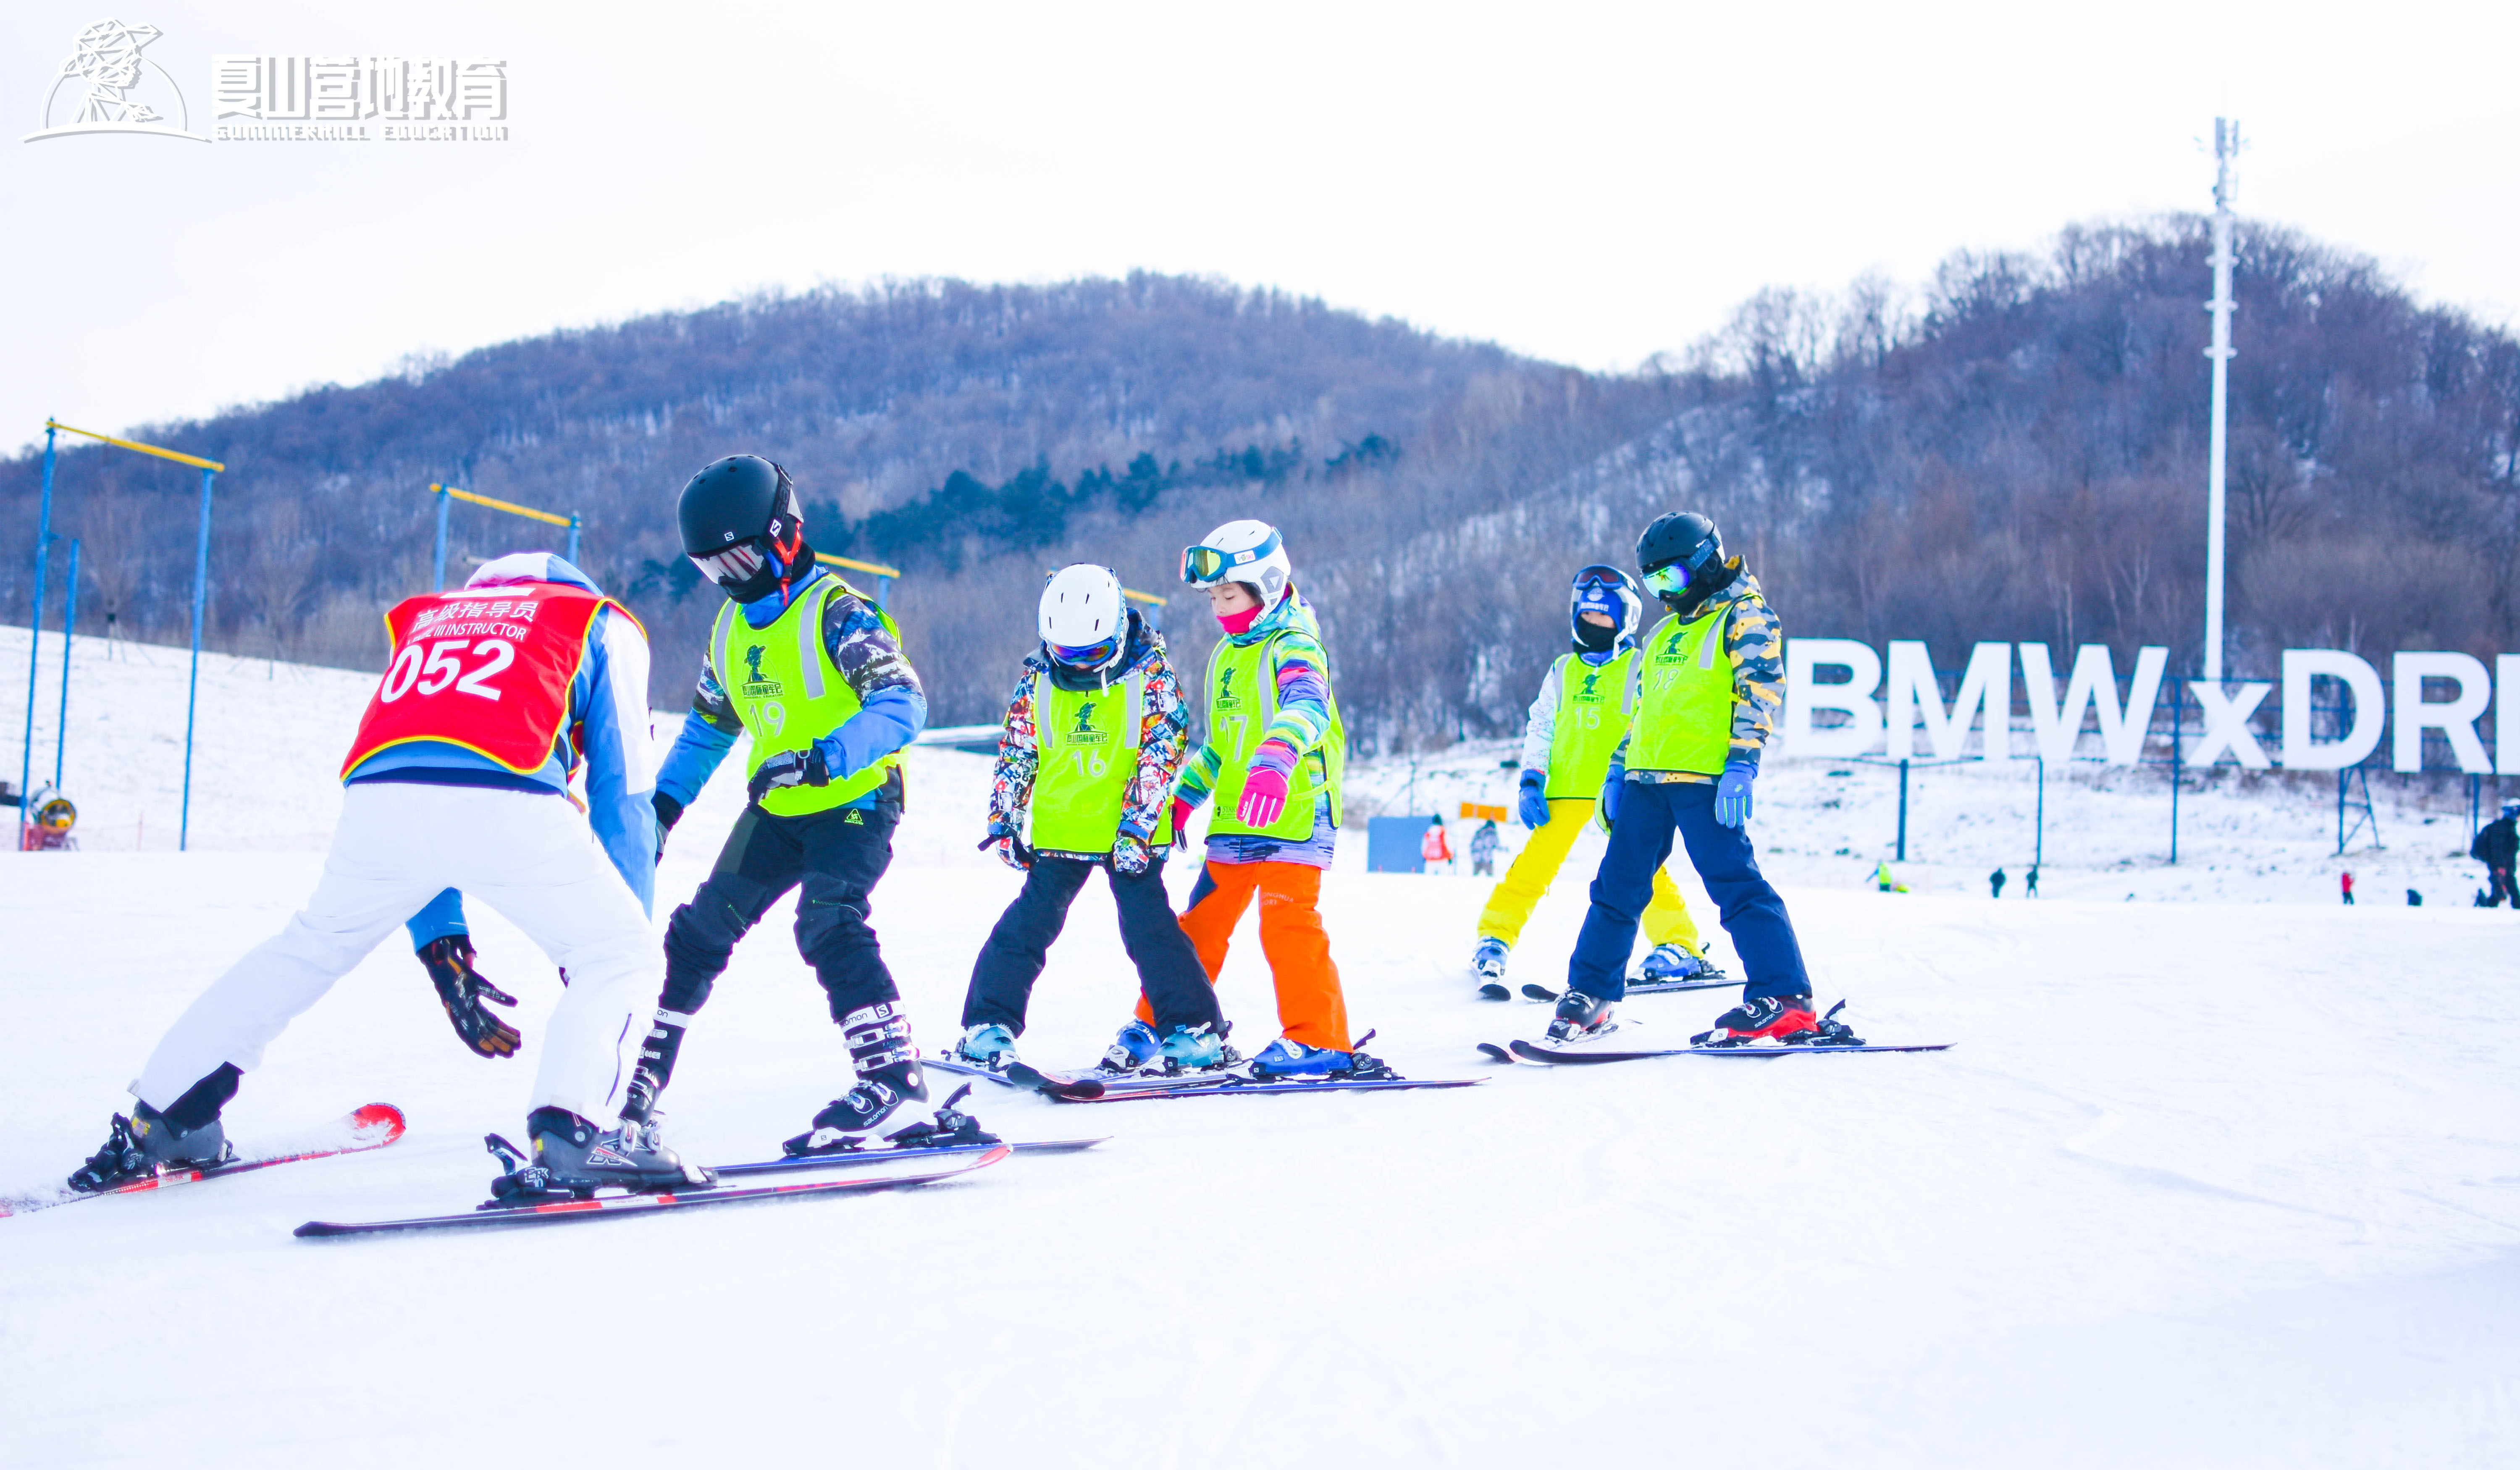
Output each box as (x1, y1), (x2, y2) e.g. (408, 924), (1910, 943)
(1236, 766), (1291, 828)
(1171, 796), (1195, 845)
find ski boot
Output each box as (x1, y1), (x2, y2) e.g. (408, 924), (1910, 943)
(1156, 1021), (1235, 1074)
(66, 1105), (234, 1193)
(1690, 993), (1822, 1048)
(783, 1002), (938, 1152)
(1099, 1018), (1162, 1074)
(494, 1108), (713, 1201)
(954, 1023), (1019, 1071)
(1544, 990), (1621, 1048)
(619, 1008), (694, 1125)
(1472, 937), (1509, 982)
(1249, 1032), (1399, 1081)
(1638, 943), (1711, 983)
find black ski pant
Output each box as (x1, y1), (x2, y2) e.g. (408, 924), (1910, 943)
(2489, 867), (2518, 908)
(961, 854), (1225, 1037)
(1567, 778), (1810, 1004)
(662, 794), (901, 1022)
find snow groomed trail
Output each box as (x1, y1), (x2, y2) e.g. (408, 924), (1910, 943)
(4, 630), (2517, 1466)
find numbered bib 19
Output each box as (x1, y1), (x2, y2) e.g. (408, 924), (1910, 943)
(341, 584), (621, 777)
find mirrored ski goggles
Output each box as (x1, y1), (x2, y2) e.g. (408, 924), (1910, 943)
(1180, 528), (1284, 586)
(1049, 634), (1121, 667)
(689, 540), (768, 585)
(1642, 562), (1690, 596)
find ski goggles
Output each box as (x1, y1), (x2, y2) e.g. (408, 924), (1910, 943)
(1642, 561), (1690, 597)
(1180, 527), (1283, 586)
(1048, 634), (1121, 668)
(688, 540), (769, 585)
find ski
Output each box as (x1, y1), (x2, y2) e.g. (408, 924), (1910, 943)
(1478, 982), (1512, 1002)
(1511, 1038), (1950, 1064)
(3, 1103), (407, 1219)
(714, 1136), (1104, 1179)
(1053, 1072), (1485, 1102)
(1520, 978), (1742, 1002)
(1475, 1042), (1521, 1064)
(294, 1145), (1010, 1239)
(925, 1055), (1109, 1101)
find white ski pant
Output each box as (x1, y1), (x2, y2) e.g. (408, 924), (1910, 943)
(134, 781), (661, 1124)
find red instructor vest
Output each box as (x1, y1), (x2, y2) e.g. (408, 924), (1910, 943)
(340, 583), (627, 778)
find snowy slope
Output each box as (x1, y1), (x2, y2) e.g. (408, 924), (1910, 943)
(4, 635), (2518, 1468)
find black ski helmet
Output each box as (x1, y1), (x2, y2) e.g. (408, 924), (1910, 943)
(1636, 512), (1721, 579)
(677, 454), (810, 600)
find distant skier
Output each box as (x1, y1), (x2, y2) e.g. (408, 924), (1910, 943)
(2341, 871), (2356, 906)
(1123, 519), (1372, 1078)
(66, 553), (692, 1195)
(1990, 867), (2006, 899)
(1422, 814), (1454, 874)
(1469, 819), (1499, 877)
(1870, 859), (1909, 893)
(2471, 801), (2517, 908)
(2026, 865), (2040, 898)
(1468, 565), (1714, 988)
(623, 456), (938, 1155)
(1554, 512), (1837, 1049)
(952, 564), (1227, 1074)
(2406, 888), (2424, 906)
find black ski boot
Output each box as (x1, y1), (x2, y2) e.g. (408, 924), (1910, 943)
(619, 1008), (694, 1124)
(490, 1108), (712, 1200)
(66, 1105), (234, 1193)
(782, 1001), (937, 1153)
(1544, 990), (1620, 1047)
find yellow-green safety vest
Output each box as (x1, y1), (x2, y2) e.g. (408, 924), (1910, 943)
(1544, 648), (1638, 799)
(1204, 629), (1344, 841)
(1027, 673), (1145, 855)
(1627, 604), (1735, 776)
(710, 576), (902, 816)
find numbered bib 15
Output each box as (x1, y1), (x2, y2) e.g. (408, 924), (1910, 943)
(340, 584), (622, 777)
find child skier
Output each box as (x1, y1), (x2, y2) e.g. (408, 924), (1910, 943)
(1422, 814), (1454, 874)
(625, 456), (937, 1154)
(66, 553), (693, 1195)
(1107, 519), (1368, 1078)
(1555, 514), (1833, 1048)
(952, 565), (1229, 1071)
(1469, 819), (1500, 877)
(1470, 565), (1714, 988)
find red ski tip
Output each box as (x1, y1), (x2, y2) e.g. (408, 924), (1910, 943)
(348, 1104), (408, 1144)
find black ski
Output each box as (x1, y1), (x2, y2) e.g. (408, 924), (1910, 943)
(1478, 982), (1512, 1002)
(1512, 1037), (1950, 1064)
(1520, 977), (1742, 1002)
(926, 1055), (1109, 1101)
(1475, 1042), (1520, 1064)
(715, 1136), (1103, 1179)
(295, 1147), (1010, 1238)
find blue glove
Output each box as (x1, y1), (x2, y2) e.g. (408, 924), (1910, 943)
(1517, 769), (1549, 830)
(1597, 761), (1624, 831)
(1714, 757), (1756, 828)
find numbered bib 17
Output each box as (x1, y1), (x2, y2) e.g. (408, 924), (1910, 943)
(340, 584), (622, 777)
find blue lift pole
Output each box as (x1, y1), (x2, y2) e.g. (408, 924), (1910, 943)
(181, 466), (215, 852)
(54, 538), (78, 788)
(18, 424), (56, 848)
(433, 485), (451, 591)
(566, 513), (580, 566)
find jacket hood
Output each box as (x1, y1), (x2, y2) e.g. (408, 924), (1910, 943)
(468, 552), (603, 596)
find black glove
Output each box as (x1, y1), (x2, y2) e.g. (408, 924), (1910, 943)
(652, 791), (683, 861)
(747, 744), (834, 801)
(979, 821), (1034, 871)
(418, 935), (521, 1060)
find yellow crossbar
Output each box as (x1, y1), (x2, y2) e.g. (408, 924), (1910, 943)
(817, 552), (903, 579)
(1122, 588), (1167, 606)
(47, 419), (225, 472)
(433, 484), (574, 528)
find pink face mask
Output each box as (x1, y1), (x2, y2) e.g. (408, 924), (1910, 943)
(1215, 602), (1263, 635)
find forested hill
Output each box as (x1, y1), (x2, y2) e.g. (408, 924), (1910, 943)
(6, 227), (2515, 747)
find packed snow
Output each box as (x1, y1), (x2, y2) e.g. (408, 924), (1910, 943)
(4, 625), (2517, 1467)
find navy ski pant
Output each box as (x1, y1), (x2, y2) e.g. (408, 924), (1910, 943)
(1566, 778), (1809, 1003)
(961, 855), (1223, 1037)
(662, 789), (902, 1021)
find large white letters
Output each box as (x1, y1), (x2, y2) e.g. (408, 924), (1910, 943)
(2280, 650), (2386, 769)
(2391, 653), (2493, 773)
(1782, 638), (1883, 759)
(2018, 644), (2168, 765)
(1887, 641), (2012, 763)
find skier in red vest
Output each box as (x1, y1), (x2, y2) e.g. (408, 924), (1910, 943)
(63, 553), (696, 1197)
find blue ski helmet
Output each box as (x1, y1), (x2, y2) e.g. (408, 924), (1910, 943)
(1570, 564), (1643, 648)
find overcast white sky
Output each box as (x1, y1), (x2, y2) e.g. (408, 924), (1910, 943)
(5, 0), (2516, 456)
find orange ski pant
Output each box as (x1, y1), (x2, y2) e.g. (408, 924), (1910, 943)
(1134, 859), (1351, 1050)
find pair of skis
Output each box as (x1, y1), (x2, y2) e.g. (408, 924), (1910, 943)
(929, 1050), (1484, 1102)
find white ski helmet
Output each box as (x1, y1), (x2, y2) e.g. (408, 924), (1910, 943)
(1038, 563), (1128, 669)
(1180, 519), (1292, 607)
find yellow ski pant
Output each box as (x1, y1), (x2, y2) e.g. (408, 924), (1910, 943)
(1475, 798), (1702, 952)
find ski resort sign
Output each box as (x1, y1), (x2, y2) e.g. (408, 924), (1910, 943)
(1782, 640), (2520, 774)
